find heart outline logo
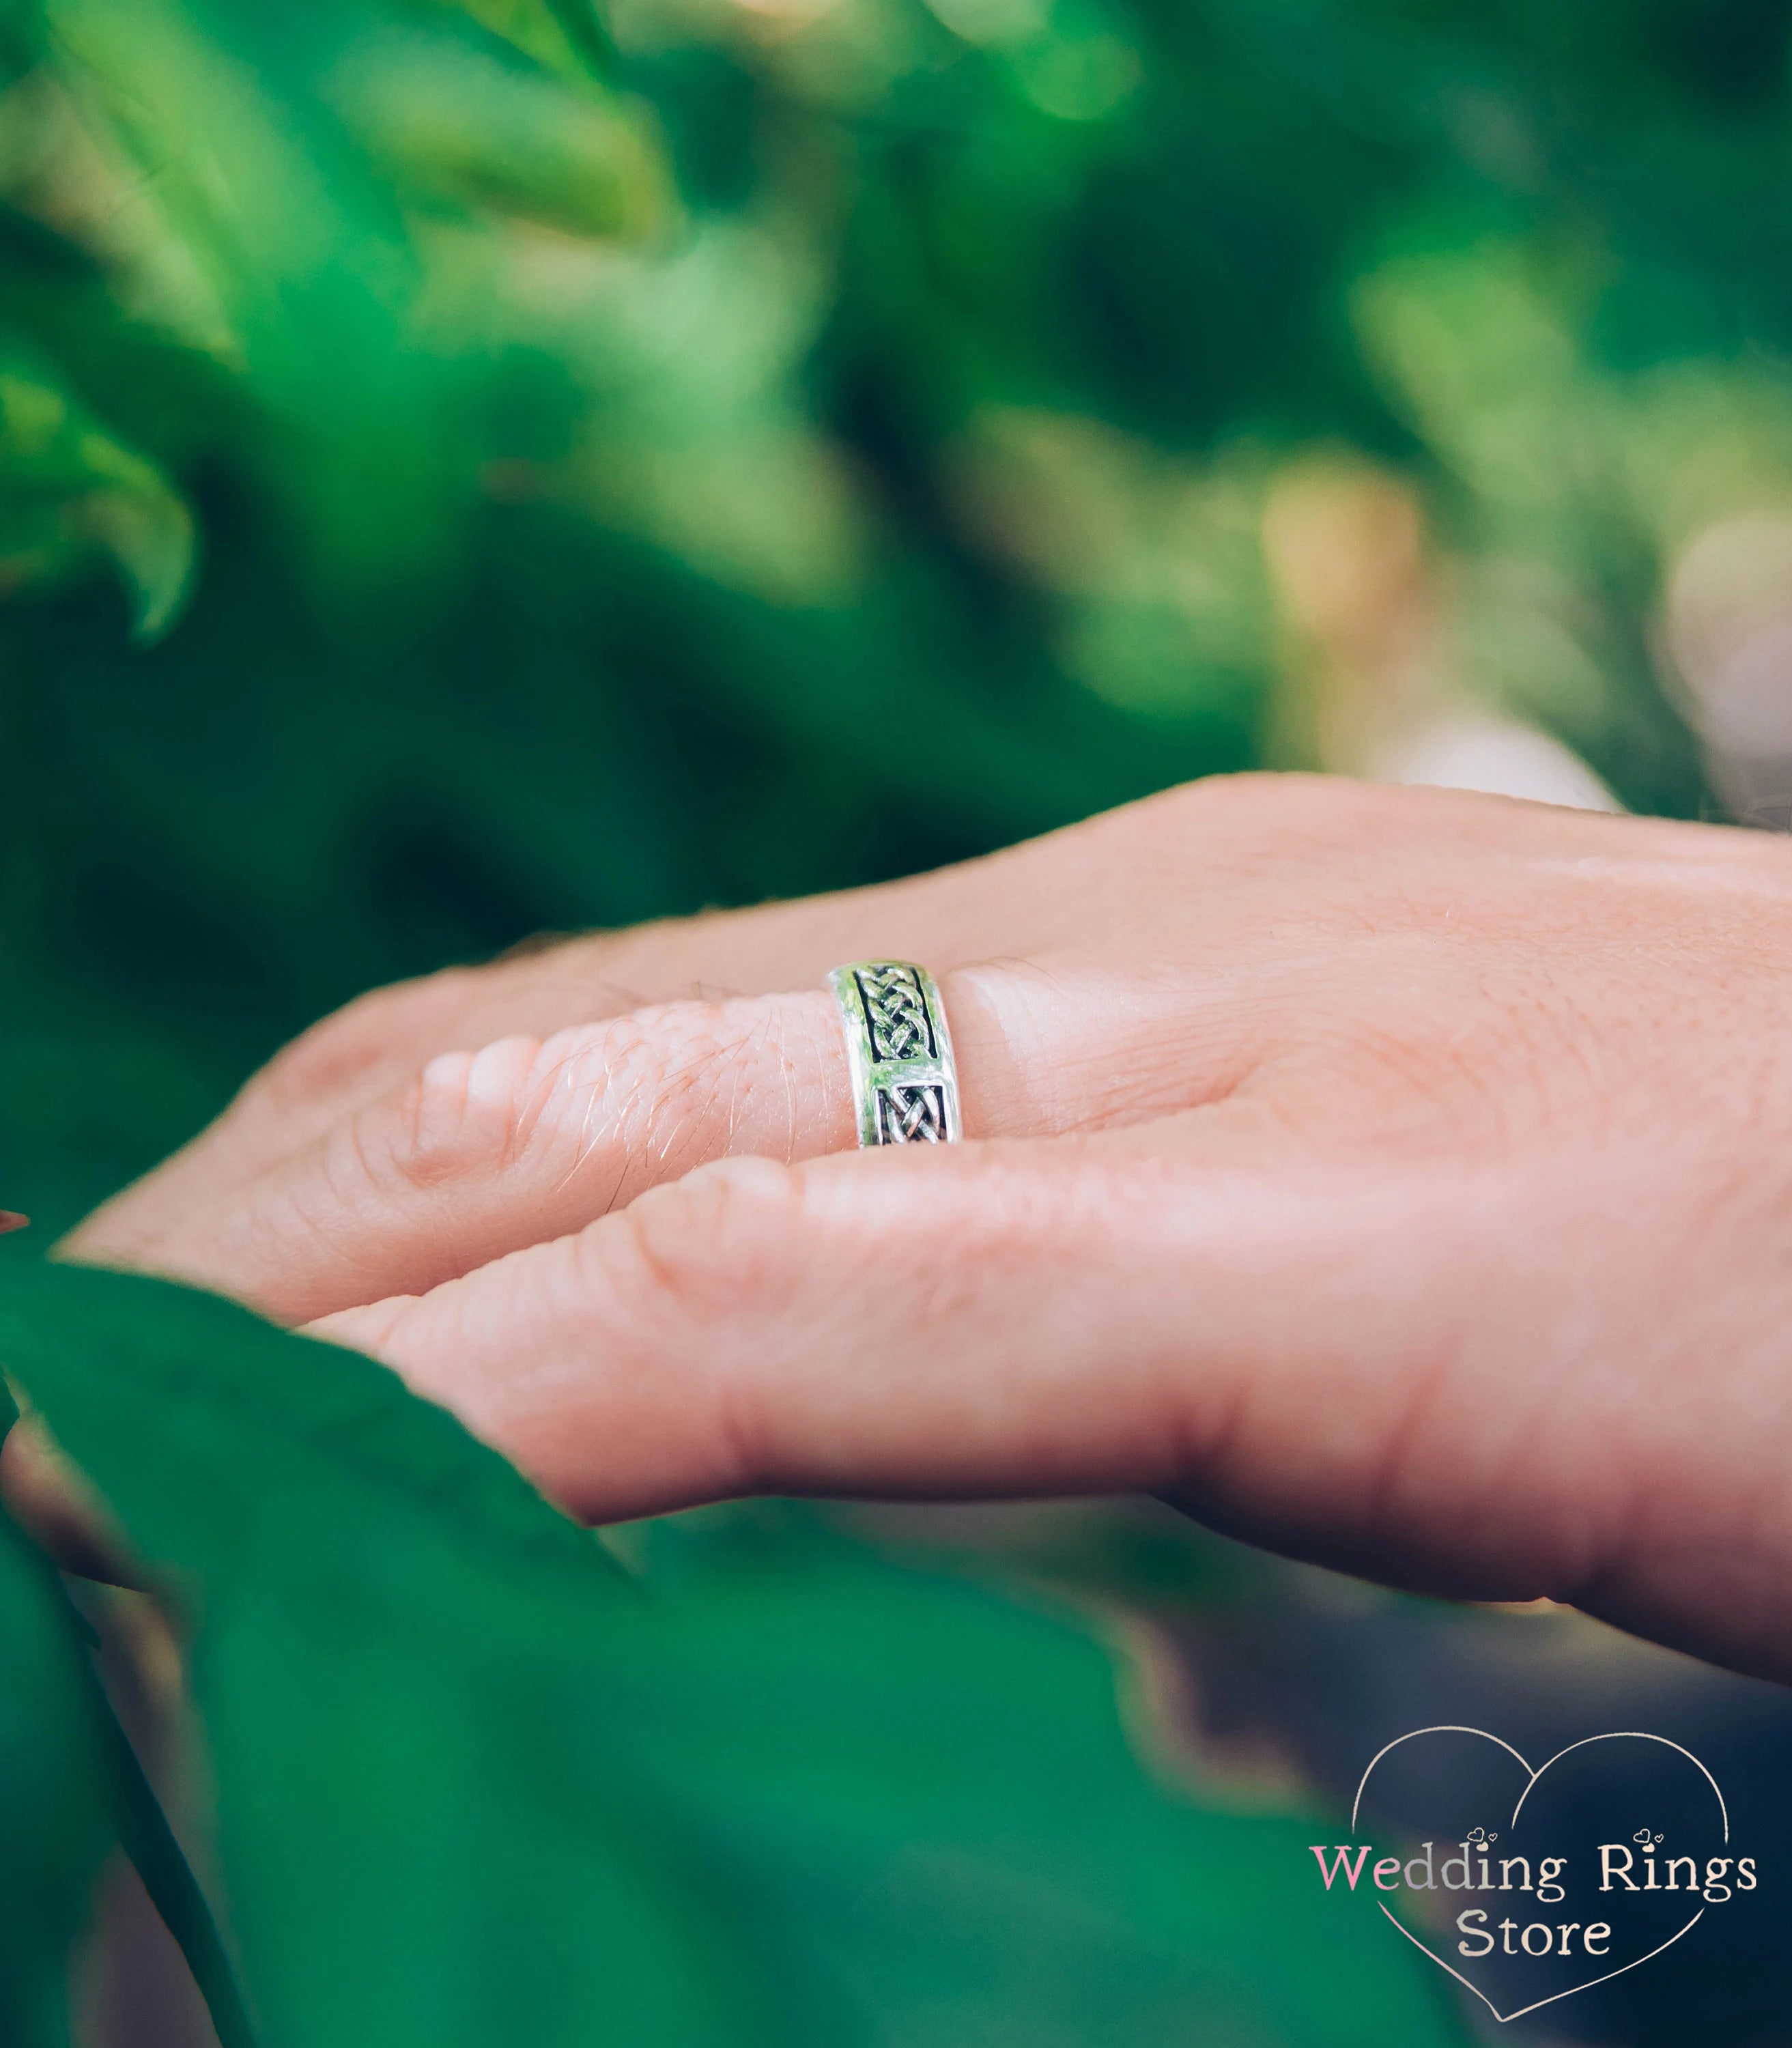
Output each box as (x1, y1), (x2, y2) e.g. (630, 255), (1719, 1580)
(1351, 1726), (1729, 2025)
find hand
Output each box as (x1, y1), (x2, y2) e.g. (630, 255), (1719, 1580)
(48, 775), (1792, 1681)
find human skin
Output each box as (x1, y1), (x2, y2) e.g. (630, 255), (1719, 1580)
(35, 773), (1792, 1683)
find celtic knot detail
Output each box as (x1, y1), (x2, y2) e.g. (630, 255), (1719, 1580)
(855, 965), (937, 1064)
(831, 958), (958, 1148)
(877, 1083), (949, 1144)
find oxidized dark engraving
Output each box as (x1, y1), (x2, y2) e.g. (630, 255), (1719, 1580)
(876, 1083), (949, 1144)
(855, 965), (937, 1064)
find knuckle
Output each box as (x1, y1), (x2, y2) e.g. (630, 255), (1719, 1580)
(1195, 769), (1374, 826)
(1157, 772), (1437, 873)
(369, 1036), (545, 1194)
(1169, 769), (1329, 814)
(601, 1155), (804, 1333)
(332, 995), (807, 1211)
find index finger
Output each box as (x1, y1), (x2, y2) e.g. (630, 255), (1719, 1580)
(309, 1120), (1556, 1604)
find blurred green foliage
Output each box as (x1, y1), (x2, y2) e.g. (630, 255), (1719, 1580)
(10, 0), (1792, 1232)
(5, 2), (1792, 2039)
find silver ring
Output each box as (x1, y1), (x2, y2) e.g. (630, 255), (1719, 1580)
(827, 962), (963, 1147)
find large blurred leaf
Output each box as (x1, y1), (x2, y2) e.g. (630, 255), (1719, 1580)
(0, 1257), (1466, 2048)
(0, 1507), (111, 2048)
(0, 1261), (750, 2048)
(617, 1507), (1466, 2048)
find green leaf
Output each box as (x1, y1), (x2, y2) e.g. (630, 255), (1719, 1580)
(0, 1261), (1467, 2048)
(0, 1509), (112, 2048)
(621, 1508), (1470, 2048)
(0, 1264), (765, 2048)
(332, 27), (671, 240)
(83, 1640), (259, 2048)
(41, 0), (459, 591)
(0, 334), (197, 638)
(431, 0), (619, 85)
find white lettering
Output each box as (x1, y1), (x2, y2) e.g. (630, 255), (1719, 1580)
(1455, 1909), (1493, 1958)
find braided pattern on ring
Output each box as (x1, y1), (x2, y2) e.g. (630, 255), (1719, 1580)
(856, 965), (936, 1064)
(829, 958), (959, 1148)
(877, 1083), (948, 1144)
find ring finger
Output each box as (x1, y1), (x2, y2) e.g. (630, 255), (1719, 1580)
(93, 958), (1269, 1323)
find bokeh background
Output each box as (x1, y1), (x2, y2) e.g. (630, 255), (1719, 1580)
(6, 1), (1792, 2042)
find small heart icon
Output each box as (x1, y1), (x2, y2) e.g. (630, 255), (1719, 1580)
(1340, 1727), (1735, 2025)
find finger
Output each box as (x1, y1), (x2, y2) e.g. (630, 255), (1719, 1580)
(70, 854), (1041, 1253)
(113, 944), (1270, 1322)
(111, 991), (854, 1323)
(308, 1126), (1588, 1610)
(68, 771), (1355, 1250)
(96, 930), (1286, 1326)
(0, 1419), (138, 1587)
